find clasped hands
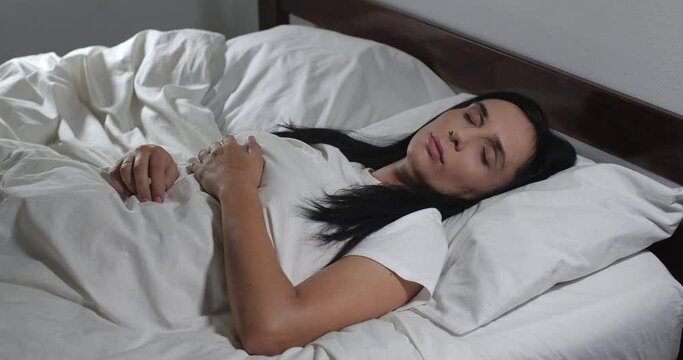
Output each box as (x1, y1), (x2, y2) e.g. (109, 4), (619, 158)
(107, 135), (264, 202)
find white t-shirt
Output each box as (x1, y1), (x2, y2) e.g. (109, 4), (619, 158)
(233, 131), (448, 311)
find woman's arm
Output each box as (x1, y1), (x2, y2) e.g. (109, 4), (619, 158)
(220, 183), (422, 355)
(218, 183), (298, 351)
(189, 136), (422, 356)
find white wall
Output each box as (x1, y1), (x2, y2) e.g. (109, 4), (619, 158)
(0, 0), (259, 63)
(372, 0), (683, 116)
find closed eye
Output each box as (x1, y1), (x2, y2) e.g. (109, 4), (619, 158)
(480, 147), (489, 167)
(465, 108), (484, 127)
(464, 113), (475, 126)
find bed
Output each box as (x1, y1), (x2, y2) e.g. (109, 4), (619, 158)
(0, 0), (682, 359)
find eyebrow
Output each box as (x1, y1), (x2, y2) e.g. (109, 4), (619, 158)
(476, 102), (506, 169)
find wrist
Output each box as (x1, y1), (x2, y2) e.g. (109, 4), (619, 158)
(218, 182), (258, 203)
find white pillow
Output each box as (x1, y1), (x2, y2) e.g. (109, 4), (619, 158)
(218, 25), (455, 134)
(358, 96), (683, 334)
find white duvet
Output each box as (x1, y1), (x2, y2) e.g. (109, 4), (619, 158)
(0, 26), (681, 359)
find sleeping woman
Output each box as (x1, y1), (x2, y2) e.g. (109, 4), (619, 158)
(105, 91), (576, 355)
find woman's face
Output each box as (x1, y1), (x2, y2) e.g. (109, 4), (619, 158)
(406, 99), (536, 198)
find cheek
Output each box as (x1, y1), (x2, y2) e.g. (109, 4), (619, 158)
(445, 151), (491, 190)
(407, 143), (430, 175)
(408, 134), (431, 159)
(407, 141), (442, 186)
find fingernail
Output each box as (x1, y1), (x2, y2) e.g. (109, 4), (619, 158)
(154, 196), (163, 203)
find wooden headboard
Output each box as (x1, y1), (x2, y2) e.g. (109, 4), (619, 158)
(257, 0), (683, 283)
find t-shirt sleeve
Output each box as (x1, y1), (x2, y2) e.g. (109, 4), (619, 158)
(342, 207), (448, 312)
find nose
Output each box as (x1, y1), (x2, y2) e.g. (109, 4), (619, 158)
(448, 129), (478, 151)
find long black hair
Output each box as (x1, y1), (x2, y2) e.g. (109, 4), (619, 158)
(271, 92), (577, 267)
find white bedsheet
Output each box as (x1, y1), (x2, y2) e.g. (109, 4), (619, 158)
(0, 27), (681, 359)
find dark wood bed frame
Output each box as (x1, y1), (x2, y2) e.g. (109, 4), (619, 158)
(257, 0), (683, 292)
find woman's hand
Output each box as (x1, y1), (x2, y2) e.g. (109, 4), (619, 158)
(107, 144), (180, 202)
(187, 135), (264, 199)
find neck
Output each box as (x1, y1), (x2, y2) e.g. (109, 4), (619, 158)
(371, 158), (420, 187)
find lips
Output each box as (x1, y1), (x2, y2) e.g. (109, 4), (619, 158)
(428, 133), (444, 164)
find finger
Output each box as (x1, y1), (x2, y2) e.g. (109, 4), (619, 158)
(223, 135), (238, 148)
(119, 153), (136, 194)
(107, 171), (133, 197)
(198, 149), (210, 163)
(209, 140), (224, 156)
(223, 135), (247, 152)
(247, 136), (262, 155)
(133, 150), (152, 201)
(186, 158), (199, 174)
(149, 153), (166, 203)
(186, 158), (197, 173)
(165, 165), (180, 190)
